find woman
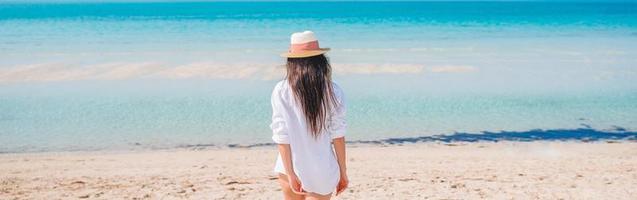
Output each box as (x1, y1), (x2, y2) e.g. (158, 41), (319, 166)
(271, 31), (348, 200)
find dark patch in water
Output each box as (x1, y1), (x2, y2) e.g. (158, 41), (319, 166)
(227, 142), (276, 148)
(177, 143), (215, 148)
(358, 128), (637, 145)
(226, 128), (636, 148)
(611, 125), (627, 132)
(580, 123), (592, 129)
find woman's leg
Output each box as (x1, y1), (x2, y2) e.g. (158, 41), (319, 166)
(305, 192), (332, 200)
(278, 173), (305, 200)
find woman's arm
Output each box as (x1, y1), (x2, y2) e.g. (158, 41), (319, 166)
(278, 144), (295, 176)
(333, 137), (347, 175)
(278, 144), (305, 195)
(330, 84), (348, 196)
(333, 137), (348, 195)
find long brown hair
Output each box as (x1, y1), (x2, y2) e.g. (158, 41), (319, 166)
(286, 54), (337, 138)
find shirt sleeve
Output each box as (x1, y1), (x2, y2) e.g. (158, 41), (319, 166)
(329, 84), (347, 139)
(270, 83), (290, 144)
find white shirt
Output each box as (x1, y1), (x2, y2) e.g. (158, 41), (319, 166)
(270, 80), (347, 195)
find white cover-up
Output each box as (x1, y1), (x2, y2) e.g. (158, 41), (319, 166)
(270, 80), (347, 195)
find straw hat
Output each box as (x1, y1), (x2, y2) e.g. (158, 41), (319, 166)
(280, 31), (330, 58)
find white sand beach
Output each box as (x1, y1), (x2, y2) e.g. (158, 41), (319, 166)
(1, 142), (636, 199)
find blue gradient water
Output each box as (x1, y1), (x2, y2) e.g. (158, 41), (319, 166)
(1, 1), (636, 152)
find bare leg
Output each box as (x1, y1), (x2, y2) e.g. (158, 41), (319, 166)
(278, 173), (305, 200)
(305, 192), (332, 200)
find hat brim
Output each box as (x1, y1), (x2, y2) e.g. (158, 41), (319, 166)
(280, 48), (330, 58)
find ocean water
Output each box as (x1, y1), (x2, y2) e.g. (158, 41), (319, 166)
(1, 1), (636, 152)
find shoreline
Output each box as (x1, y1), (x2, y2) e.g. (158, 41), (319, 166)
(1, 141), (636, 199)
(2, 127), (635, 154)
(1, 140), (635, 157)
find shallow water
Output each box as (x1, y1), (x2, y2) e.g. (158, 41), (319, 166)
(0, 1), (636, 152)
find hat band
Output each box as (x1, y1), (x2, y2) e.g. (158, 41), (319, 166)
(289, 40), (320, 53)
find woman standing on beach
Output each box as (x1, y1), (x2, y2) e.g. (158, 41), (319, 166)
(271, 31), (348, 200)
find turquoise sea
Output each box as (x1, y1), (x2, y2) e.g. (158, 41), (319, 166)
(1, 1), (636, 152)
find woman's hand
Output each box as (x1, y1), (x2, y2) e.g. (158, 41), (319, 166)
(335, 173), (349, 196)
(287, 173), (306, 195)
